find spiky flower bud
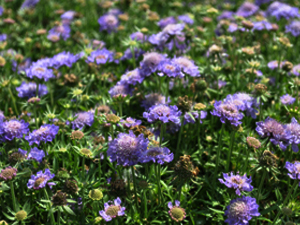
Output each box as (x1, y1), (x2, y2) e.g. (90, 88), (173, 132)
(105, 114), (120, 124)
(246, 137), (261, 149)
(194, 103), (206, 111)
(242, 20), (254, 29)
(57, 168), (70, 179)
(52, 191), (67, 206)
(130, 125), (153, 138)
(259, 150), (278, 167)
(110, 179), (126, 197)
(254, 84), (267, 95)
(173, 155), (199, 184)
(0, 166), (17, 181)
(282, 61), (293, 72)
(65, 179), (78, 194)
(88, 189), (103, 201)
(70, 130), (84, 140)
(94, 217), (103, 224)
(8, 151), (26, 164)
(177, 96), (192, 114)
(282, 207), (293, 216)
(15, 210), (27, 221)
(28, 97), (40, 103)
(79, 148), (93, 158)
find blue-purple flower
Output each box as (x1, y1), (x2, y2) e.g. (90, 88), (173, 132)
(25, 63), (55, 81)
(280, 94), (296, 105)
(256, 117), (290, 151)
(139, 52), (167, 77)
(268, 2), (300, 20)
(292, 64), (300, 76)
(12, 58), (31, 74)
(98, 14), (119, 33)
(211, 101), (244, 126)
(27, 169), (55, 190)
(252, 21), (273, 31)
(268, 60), (282, 70)
(119, 69), (144, 86)
(99, 197), (125, 221)
(72, 112), (94, 130)
(139, 146), (173, 164)
(141, 93), (169, 110)
(236, 2), (259, 18)
(51, 51), (79, 69)
(27, 147), (46, 163)
(107, 131), (149, 166)
(285, 118), (300, 152)
(61, 10), (76, 21)
(286, 20), (300, 37)
(184, 111), (207, 124)
(25, 124), (59, 146)
(16, 82), (48, 98)
(219, 172), (253, 195)
(108, 82), (133, 98)
(157, 16), (176, 29)
(0, 119), (29, 141)
(86, 48), (114, 65)
(225, 196), (260, 225)
(21, 0), (39, 9)
(143, 104), (181, 124)
(157, 59), (183, 78)
(119, 117), (142, 128)
(172, 57), (200, 77)
(285, 161), (300, 186)
(130, 32), (147, 42)
(168, 200), (186, 222)
(178, 14), (194, 25)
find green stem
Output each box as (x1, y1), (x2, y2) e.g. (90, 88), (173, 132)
(197, 112), (202, 154)
(10, 181), (17, 212)
(154, 165), (160, 205)
(259, 97), (263, 121)
(44, 188), (56, 224)
(177, 185), (182, 202)
(118, 102), (123, 117)
(213, 123), (225, 187)
(82, 157), (86, 180)
(159, 122), (164, 147)
(143, 190), (147, 218)
(33, 107), (39, 129)
(226, 131), (236, 172)
(272, 180), (298, 224)
(131, 166), (138, 208)
(57, 209), (61, 225)
(175, 117), (185, 159)
(243, 147), (250, 174)
(36, 82), (39, 97)
(256, 168), (267, 203)
(8, 86), (18, 115)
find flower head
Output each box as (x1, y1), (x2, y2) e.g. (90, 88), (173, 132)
(119, 117), (142, 128)
(286, 20), (300, 37)
(48, 24), (71, 41)
(86, 48), (114, 65)
(219, 172), (253, 195)
(71, 111), (94, 130)
(0, 119), (29, 141)
(107, 131), (149, 166)
(139, 52), (167, 77)
(99, 197), (125, 221)
(168, 200), (186, 222)
(27, 168), (56, 189)
(27, 147), (46, 163)
(16, 82), (48, 98)
(236, 2), (259, 18)
(225, 196), (260, 225)
(0, 166), (17, 181)
(172, 57), (200, 77)
(130, 32), (147, 42)
(280, 94), (296, 105)
(98, 14), (119, 33)
(178, 14), (194, 25)
(25, 124), (59, 146)
(285, 161), (300, 186)
(292, 64), (300, 76)
(21, 0), (39, 9)
(119, 69), (144, 86)
(139, 146), (173, 164)
(52, 191), (68, 206)
(141, 93), (169, 110)
(285, 118), (300, 152)
(157, 17), (176, 29)
(26, 63), (55, 81)
(157, 59), (183, 78)
(108, 82), (133, 98)
(143, 104), (181, 124)
(51, 51), (79, 69)
(268, 2), (300, 20)
(211, 101), (244, 126)
(89, 189), (103, 201)
(184, 111), (207, 124)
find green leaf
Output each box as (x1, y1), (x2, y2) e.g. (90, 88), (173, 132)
(208, 207), (224, 214)
(63, 206), (76, 215)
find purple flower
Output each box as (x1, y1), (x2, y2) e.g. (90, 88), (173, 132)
(25, 63), (55, 81)
(51, 51), (79, 69)
(25, 124), (59, 146)
(285, 161), (300, 186)
(108, 82), (133, 98)
(255, 0), (271, 6)
(292, 64), (300, 76)
(0, 110), (4, 121)
(217, 11), (235, 21)
(286, 20), (300, 37)
(99, 197), (125, 221)
(143, 104), (181, 124)
(130, 32), (147, 42)
(285, 118), (300, 152)
(0, 119), (29, 141)
(27, 169), (55, 189)
(157, 59), (183, 78)
(12, 58), (31, 74)
(252, 21), (273, 31)
(86, 48), (114, 65)
(268, 2), (300, 20)
(217, 80), (227, 89)
(172, 57), (200, 77)
(107, 8), (123, 16)
(0, 166), (17, 181)
(16, 82), (48, 98)
(21, 0), (39, 9)
(121, 47), (144, 61)
(48, 24), (71, 41)
(141, 93), (169, 110)
(178, 14), (194, 25)
(168, 200), (186, 222)
(72, 112), (94, 130)
(47, 33), (60, 42)
(267, 60), (282, 70)
(119, 117), (142, 128)
(0, 34), (7, 42)
(211, 101), (244, 126)
(225, 196), (260, 225)
(61, 10), (76, 21)
(0, 7), (3, 16)
(139, 52), (167, 77)
(184, 111), (207, 124)
(107, 131), (149, 166)
(219, 172), (253, 195)
(119, 69), (144, 85)
(157, 16), (176, 29)
(98, 14), (118, 33)
(256, 117), (290, 151)
(18, 148), (27, 156)
(139, 146), (173, 165)
(280, 94), (296, 105)
(27, 147), (45, 163)
(236, 2), (259, 18)
(228, 23), (246, 33)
